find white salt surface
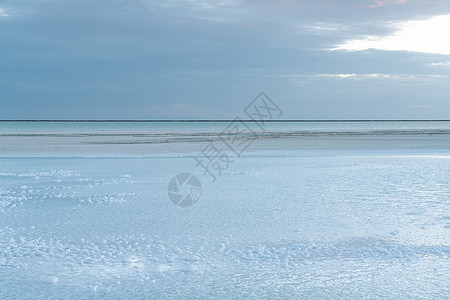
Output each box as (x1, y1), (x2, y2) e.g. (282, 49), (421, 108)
(0, 122), (449, 299)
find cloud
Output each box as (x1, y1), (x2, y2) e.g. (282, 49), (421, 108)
(368, 0), (407, 8)
(407, 105), (430, 108)
(317, 73), (358, 78)
(430, 61), (450, 67)
(0, 8), (8, 17)
(2, 0), (450, 119)
(332, 14), (450, 55)
(141, 0), (237, 15)
(313, 73), (445, 80)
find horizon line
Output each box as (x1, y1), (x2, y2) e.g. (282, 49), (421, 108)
(1, 119), (450, 122)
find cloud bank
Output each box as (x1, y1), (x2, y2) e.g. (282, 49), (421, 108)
(333, 14), (450, 55)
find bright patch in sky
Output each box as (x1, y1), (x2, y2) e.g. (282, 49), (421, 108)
(315, 73), (444, 81)
(334, 15), (450, 55)
(430, 61), (450, 67)
(0, 8), (8, 17)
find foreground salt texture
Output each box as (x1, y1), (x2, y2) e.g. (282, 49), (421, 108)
(0, 131), (449, 298)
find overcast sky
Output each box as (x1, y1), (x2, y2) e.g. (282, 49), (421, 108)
(1, 0), (450, 119)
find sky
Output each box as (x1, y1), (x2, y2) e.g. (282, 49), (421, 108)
(1, 0), (450, 120)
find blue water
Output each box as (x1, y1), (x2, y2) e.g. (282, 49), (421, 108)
(2, 120), (450, 134)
